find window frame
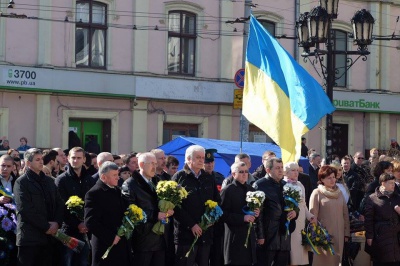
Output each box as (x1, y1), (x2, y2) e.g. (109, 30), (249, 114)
(257, 19), (276, 37)
(75, 0), (108, 69)
(167, 10), (197, 76)
(332, 29), (348, 87)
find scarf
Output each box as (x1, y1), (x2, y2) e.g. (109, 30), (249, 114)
(318, 184), (341, 199)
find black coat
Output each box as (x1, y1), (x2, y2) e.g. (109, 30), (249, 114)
(221, 180), (257, 265)
(343, 169), (363, 211)
(365, 188), (400, 262)
(252, 165), (266, 180)
(84, 180), (132, 266)
(308, 164), (319, 190)
(171, 165), (221, 245)
(298, 172), (312, 208)
(14, 169), (64, 246)
(253, 176), (296, 251)
(121, 171), (166, 252)
(55, 165), (95, 238)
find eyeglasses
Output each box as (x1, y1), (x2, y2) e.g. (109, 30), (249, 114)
(238, 170), (249, 174)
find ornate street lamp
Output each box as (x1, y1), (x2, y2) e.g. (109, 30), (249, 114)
(308, 6), (329, 44)
(319, 0), (339, 18)
(351, 9), (375, 51)
(296, 2), (374, 163)
(296, 12), (314, 53)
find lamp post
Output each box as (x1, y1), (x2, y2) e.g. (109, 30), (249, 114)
(296, 0), (374, 163)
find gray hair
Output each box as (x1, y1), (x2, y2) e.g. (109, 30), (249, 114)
(150, 149), (164, 156)
(99, 161), (118, 175)
(0, 155), (13, 163)
(235, 153), (251, 162)
(309, 152), (320, 161)
(185, 145), (205, 164)
(97, 152), (113, 166)
(284, 162), (299, 172)
(231, 162), (246, 173)
(24, 148), (42, 162)
(138, 152), (156, 164)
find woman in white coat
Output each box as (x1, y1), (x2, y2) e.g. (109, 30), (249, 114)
(283, 162), (316, 266)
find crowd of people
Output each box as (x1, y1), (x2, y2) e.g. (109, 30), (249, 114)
(1, 135), (400, 266)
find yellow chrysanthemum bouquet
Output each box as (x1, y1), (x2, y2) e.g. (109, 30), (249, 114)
(102, 204), (146, 259)
(152, 180), (188, 235)
(185, 200), (223, 257)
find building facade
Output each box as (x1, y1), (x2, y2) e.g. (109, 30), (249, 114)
(0, 0), (399, 158)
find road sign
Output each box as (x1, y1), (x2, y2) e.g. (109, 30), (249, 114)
(233, 89), (243, 109)
(234, 68), (245, 89)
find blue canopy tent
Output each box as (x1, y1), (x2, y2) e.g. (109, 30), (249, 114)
(158, 137), (308, 177)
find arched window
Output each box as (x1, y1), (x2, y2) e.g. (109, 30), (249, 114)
(168, 11), (197, 76)
(257, 19), (276, 36)
(75, 1), (108, 68)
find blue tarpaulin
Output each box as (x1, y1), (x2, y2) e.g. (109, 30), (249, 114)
(158, 137), (308, 177)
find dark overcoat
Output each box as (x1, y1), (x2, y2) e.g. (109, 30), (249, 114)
(84, 179), (132, 266)
(221, 180), (257, 265)
(253, 176), (296, 251)
(14, 169), (64, 246)
(365, 187), (400, 263)
(121, 171), (167, 252)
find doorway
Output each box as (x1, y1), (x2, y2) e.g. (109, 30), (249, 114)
(69, 119), (111, 153)
(332, 123), (348, 159)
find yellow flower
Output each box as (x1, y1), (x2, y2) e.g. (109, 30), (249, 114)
(323, 240), (328, 244)
(301, 230), (306, 235)
(317, 230), (321, 234)
(315, 237), (320, 241)
(205, 200), (217, 209)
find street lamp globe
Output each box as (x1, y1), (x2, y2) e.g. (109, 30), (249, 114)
(319, 0), (339, 19)
(307, 6), (329, 44)
(296, 12), (315, 52)
(351, 9), (375, 51)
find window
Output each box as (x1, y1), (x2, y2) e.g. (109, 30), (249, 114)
(163, 123), (198, 144)
(332, 29), (347, 87)
(168, 11), (196, 75)
(249, 125), (273, 143)
(258, 19), (276, 37)
(75, 1), (107, 68)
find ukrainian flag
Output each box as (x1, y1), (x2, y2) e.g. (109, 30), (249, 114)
(243, 15), (335, 163)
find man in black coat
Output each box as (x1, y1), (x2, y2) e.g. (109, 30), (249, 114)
(172, 145), (221, 266)
(84, 162), (132, 266)
(308, 152), (321, 190)
(341, 155), (363, 211)
(55, 147), (96, 266)
(122, 152), (172, 266)
(220, 162), (258, 265)
(253, 158), (297, 266)
(14, 148), (64, 266)
(252, 151), (276, 180)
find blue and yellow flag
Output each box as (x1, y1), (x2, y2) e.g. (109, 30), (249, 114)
(243, 15), (335, 163)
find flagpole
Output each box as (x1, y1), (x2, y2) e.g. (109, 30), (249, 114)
(239, 0), (252, 153)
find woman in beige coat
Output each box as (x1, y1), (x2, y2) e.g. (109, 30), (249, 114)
(284, 162), (316, 266)
(309, 165), (350, 266)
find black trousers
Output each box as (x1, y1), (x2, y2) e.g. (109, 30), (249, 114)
(175, 244), (210, 266)
(17, 244), (54, 266)
(133, 250), (166, 266)
(265, 250), (289, 266)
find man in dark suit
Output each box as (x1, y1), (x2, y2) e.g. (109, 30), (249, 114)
(297, 165), (312, 208)
(84, 161), (132, 266)
(172, 145), (221, 266)
(91, 152), (113, 182)
(122, 152), (172, 266)
(14, 148), (64, 266)
(308, 153), (321, 190)
(253, 158), (297, 266)
(55, 147), (95, 266)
